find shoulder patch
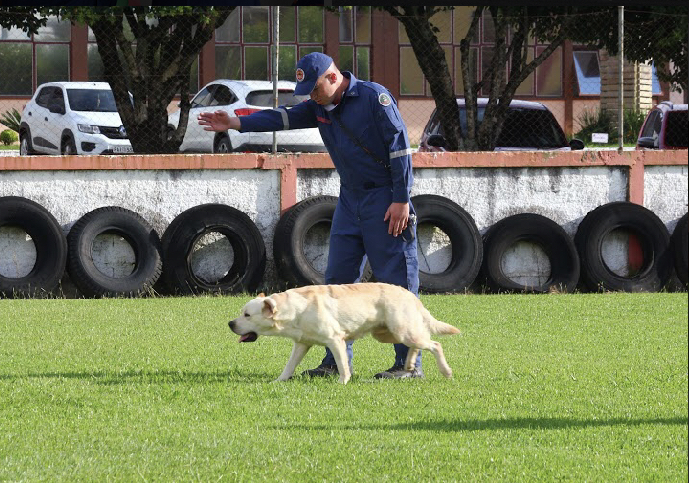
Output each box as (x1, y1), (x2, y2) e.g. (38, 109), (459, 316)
(378, 92), (392, 107)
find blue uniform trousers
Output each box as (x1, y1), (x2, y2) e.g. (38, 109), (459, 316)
(319, 185), (422, 370)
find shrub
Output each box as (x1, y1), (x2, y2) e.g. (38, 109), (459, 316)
(0, 108), (21, 133)
(574, 107), (647, 146)
(0, 129), (18, 146)
(574, 108), (618, 145)
(623, 107), (646, 144)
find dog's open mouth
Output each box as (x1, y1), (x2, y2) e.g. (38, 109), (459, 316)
(239, 332), (258, 343)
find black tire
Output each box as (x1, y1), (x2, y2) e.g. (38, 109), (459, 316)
(19, 128), (35, 155)
(67, 207), (162, 298)
(273, 196), (374, 287)
(481, 213), (580, 293)
(574, 202), (672, 292)
(0, 196), (67, 297)
(273, 196), (336, 287)
(215, 135), (232, 153)
(411, 194), (483, 293)
(670, 213), (688, 286)
(161, 204), (266, 294)
(61, 135), (77, 155)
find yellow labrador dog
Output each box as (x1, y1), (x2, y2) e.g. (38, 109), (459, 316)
(228, 282), (460, 384)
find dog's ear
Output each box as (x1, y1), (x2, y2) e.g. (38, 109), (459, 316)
(262, 297), (277, 319)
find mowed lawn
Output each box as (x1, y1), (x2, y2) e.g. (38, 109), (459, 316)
(0, 293), (686, 481)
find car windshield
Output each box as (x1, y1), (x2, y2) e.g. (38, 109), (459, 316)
(246, 90), (303, 107)
(496, 109), (567, 148)
(665, 110), (688, 148)
(436, 105), (567, 149)
(67, 89), (118, 112)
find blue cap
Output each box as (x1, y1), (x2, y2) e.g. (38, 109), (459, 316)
(294, 52), (333, 96)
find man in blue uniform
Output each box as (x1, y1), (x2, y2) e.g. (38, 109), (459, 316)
(199, 52), (422, 379)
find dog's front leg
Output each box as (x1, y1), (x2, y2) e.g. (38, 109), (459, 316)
(327, 338), (351, 384)
(275, 342), (311, 381)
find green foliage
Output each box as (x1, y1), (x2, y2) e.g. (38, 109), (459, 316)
(0, 294), (686, 481)
(0, 129), (18, 145)
(575, 107), (647, 145)
(0, 108), (22, 133)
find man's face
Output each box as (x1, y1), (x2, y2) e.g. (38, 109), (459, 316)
(310, 72), (337, 105)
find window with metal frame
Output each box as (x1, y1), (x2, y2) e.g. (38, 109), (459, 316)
(215, 6), (323, 82)
(0, 16), (69, 96)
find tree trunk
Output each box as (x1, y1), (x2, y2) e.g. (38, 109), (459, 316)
(90, 8), (232, 154)
(386, 7), (463, 151)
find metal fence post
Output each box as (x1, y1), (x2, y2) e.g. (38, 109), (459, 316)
(272, 6), (280, 154)
(618, 6), (624, 152)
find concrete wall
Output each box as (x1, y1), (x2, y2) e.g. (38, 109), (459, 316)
(0, 150), (687, 294)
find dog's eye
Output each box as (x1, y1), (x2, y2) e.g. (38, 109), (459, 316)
(244, 313), (250, 318)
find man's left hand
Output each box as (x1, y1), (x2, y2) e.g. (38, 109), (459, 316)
(384, 202), (410, 237)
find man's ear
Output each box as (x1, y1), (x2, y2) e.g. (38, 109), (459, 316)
(262, 297), (277, 319)
(258, 292), (265, 298)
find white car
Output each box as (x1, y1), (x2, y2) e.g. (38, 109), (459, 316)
(168, 79), (325, 153)
(19, 82), (133, 155)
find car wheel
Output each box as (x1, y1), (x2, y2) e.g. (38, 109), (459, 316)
(215, 135), (232, 153)
(61, 136), (77, 155)
(19, 131), (34, 155)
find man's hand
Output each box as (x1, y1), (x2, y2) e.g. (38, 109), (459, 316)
(384, 202), (410, 237)
(198, 110), (241, 132)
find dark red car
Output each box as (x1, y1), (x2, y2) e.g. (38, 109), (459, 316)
(636, 101), (688, 150)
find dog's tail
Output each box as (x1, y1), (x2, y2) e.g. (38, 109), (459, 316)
(425, 310), (461, 336)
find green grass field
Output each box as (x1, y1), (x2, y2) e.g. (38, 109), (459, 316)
(1, 293), (687, 481)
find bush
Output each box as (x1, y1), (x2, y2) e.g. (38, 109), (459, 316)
(0, 129), (18, 146)
(574, 108), (618, 145)
(622, 108), (646, 144)
(0, 108), (21, 133)
(574, 107), (647, 146)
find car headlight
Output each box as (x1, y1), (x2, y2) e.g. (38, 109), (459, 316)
(78, 124), (100, 134)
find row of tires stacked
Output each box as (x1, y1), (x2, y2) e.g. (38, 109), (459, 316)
(1, 195), (687, 298)
(272, 195), (688, 294)
(0, 197), (266, 298)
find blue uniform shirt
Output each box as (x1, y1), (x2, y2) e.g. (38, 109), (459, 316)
(239, 72), (414, 203)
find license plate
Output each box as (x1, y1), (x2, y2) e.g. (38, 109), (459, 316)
(113, 146), (133, 153)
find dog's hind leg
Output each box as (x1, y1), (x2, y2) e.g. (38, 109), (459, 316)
(426, 341), (452, 378)
(400, 337), (453, 379)
(327, 338), (351, 384)
(275, 342), (311, 381)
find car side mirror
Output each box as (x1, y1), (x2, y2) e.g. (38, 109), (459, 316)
(637, 136), (657, 149)
(569, 138), (585, 150)
(427, 134), (447, 148)
(48, 103), (64, 115)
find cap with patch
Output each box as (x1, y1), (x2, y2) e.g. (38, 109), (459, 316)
(294, 52), (333, 96)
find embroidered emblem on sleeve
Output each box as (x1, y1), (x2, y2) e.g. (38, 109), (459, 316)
(378, 92), (392, 107)
(296, 68), (305, 82)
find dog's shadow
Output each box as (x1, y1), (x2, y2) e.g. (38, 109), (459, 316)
(273, 416), (687, 433)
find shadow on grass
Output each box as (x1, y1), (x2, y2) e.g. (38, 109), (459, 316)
(273, 416), (688, 432)
(0, 369), (272, 384)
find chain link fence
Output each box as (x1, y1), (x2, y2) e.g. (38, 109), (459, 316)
(0, 6), (686, 155)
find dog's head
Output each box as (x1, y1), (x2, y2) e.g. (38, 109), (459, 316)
(228, 293), (278, 343)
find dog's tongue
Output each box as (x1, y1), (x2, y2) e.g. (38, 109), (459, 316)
(239, 332), (258, 343)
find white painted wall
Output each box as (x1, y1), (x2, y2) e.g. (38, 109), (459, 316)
(1, 164), (687, 295)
